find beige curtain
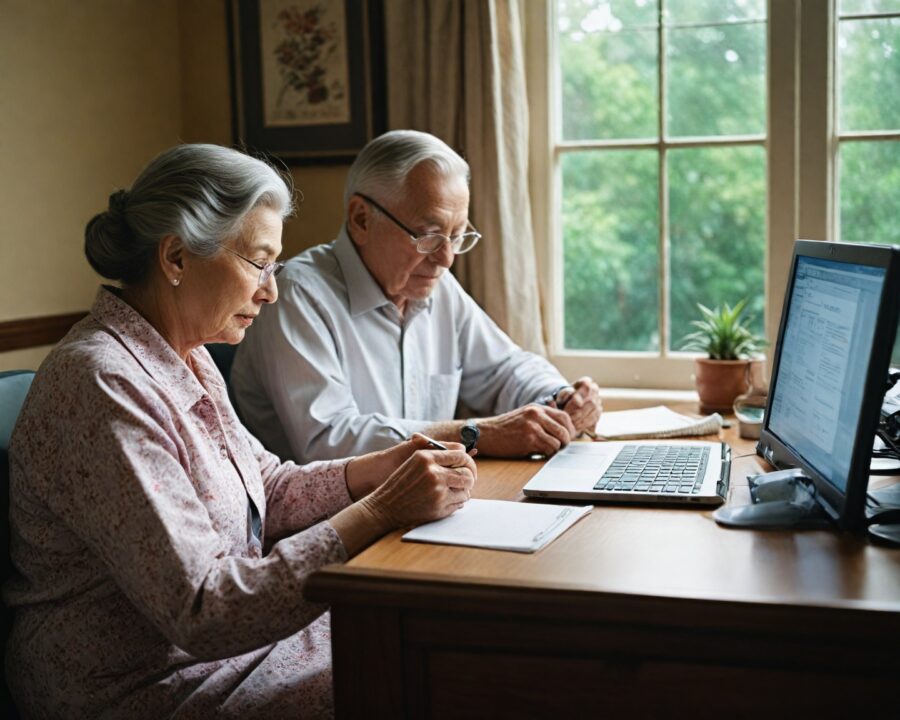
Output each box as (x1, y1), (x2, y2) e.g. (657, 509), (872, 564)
(384, 0), (546, 354)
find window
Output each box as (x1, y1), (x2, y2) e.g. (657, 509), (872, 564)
(526, 0), (900, 389)
(836, 1), (900, 243)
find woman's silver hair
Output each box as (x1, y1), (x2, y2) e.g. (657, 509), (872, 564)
(343, 130), (470, 207)
(85, 143), (294, 285)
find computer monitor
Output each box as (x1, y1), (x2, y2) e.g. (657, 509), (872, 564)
(715, 240), (900, 532)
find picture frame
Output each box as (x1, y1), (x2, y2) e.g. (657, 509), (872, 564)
(229, 0), (386, 165)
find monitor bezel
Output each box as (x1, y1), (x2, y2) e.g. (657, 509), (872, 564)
(757, 240), (900, 531)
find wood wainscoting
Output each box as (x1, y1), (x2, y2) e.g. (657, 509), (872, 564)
(0, 312), (87, 353)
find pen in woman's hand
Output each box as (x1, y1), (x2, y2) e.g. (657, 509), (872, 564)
(421, 436), (449, 450)
(421, 435), (478, 456)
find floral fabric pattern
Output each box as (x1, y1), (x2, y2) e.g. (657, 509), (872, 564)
(4, 286), (352, 719)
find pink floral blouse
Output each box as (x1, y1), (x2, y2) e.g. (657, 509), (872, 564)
(4, 287), (353, 719)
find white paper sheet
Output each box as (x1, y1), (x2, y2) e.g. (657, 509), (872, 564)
(595, 405), (723, 440)
(402, 499), (591, 553)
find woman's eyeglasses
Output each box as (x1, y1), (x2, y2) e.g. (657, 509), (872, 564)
(223, 247), (285, 286)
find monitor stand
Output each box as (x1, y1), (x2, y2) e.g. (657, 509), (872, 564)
(713, 468), (834, 529)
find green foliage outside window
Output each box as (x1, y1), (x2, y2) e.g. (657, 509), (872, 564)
(558, 0), (766, 352)
(558, 0), (899, 353)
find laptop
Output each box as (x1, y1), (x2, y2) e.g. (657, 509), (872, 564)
(522, 439), (730, 506)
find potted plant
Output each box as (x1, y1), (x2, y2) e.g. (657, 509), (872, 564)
(680, 299), (766, 414)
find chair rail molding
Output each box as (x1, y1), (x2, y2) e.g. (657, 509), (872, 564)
(0, 312), (88, 353)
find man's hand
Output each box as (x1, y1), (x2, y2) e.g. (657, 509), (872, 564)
(554, 376), (602, 435)
(476, 404), (577, 457)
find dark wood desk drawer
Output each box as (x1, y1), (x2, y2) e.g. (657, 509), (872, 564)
(323, 581), (899, 719)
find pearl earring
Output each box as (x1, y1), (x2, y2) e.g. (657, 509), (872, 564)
(172, 278), (180, 286)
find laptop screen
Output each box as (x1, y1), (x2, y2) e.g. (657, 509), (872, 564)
(759, 240), (900, 529)
(767, 256), (885, 493)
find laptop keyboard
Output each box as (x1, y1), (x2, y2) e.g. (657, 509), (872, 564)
(593, 445), (711, 494)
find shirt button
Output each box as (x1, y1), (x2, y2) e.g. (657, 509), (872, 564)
(220, 446), (228, 458)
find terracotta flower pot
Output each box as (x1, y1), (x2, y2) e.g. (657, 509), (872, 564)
(694, 358), (751, 414)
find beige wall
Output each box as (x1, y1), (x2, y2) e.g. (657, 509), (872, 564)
(0, 0), (181, 369)
(178, 0), (348, 257)
(0, 0), (349, 371)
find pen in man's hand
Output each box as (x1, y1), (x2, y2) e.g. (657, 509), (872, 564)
(548, 386), (599, 441)
(538, 384), (574, 408)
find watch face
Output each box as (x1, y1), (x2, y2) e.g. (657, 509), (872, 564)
(460, 423), (479, 451)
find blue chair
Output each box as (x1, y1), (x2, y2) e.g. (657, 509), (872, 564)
(1, 370), (35, 718)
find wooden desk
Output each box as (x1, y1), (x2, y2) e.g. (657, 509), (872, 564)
(306, 422), (900, 718)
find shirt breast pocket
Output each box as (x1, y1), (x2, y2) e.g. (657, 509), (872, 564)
(428, 368), (462, 420)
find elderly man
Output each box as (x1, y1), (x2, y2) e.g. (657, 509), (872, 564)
(232, 130), (601, 463)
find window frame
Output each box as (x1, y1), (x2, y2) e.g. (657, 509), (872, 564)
(527, 0), (851, 389)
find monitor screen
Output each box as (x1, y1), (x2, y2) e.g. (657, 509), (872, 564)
(767, 257), (884, 493)
(759, 241), (900, 530)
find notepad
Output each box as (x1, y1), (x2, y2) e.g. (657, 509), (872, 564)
(595, 405), (723, 440)
(402, 499), (591, 553)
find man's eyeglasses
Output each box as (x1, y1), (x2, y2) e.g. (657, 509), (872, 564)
(223, 247), (285, 286)
(355, 192), (481, 255)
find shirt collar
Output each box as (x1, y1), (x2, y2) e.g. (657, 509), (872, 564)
(90, 285), (218, 412)
(333, 226), (434, 318)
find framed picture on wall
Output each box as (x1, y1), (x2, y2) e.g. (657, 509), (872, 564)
(229, 0), (386, 164)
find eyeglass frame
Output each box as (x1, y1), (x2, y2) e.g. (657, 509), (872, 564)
(354, 192), (481, 255)
(222, 246), (285, 286)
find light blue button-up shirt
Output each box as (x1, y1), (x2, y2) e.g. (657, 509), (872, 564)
(232, 228), (567, 463)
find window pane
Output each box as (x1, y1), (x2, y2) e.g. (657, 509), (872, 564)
(559, 0), (659, 30)
(839, 0), (900, 14)
(838, 18), (900, 132)
(562, 150), (659, 350)
(669, 146), (766, 350)
(665, 0), (765, 25)
(667, 22), (765, 137)
(559, 12), (657, 140)
(839, 141), (900, 244)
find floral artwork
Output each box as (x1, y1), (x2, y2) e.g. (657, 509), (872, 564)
(260, 0), (350, 127)
(232, 0), (383, 161)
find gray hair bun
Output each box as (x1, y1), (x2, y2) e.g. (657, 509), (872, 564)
(84, 189), (147, 284)
(108, 189), (130, 215)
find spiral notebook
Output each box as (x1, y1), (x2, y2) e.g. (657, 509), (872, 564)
(595, 405), (723, 440)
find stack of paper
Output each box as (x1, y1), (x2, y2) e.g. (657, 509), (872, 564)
(595, 405), (723, 440)
(402, 499), (591, 553)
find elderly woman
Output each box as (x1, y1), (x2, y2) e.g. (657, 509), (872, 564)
(4, 144), (475, 719)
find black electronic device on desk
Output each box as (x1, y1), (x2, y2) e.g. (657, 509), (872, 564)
(714, 240), (900, 537)
(866, 367), (900, 544)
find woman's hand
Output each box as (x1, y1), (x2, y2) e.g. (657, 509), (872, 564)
(361, 438), (476, 528)
(345, 433), (443, 500)
(330, 434), (476, 556)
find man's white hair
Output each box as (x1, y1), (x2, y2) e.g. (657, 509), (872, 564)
(343, 130), (470, 207)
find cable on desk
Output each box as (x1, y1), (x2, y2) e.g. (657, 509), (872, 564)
(730, 451), (759, 460)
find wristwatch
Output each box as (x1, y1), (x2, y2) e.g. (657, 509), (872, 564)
(460, 420), (480, 452)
